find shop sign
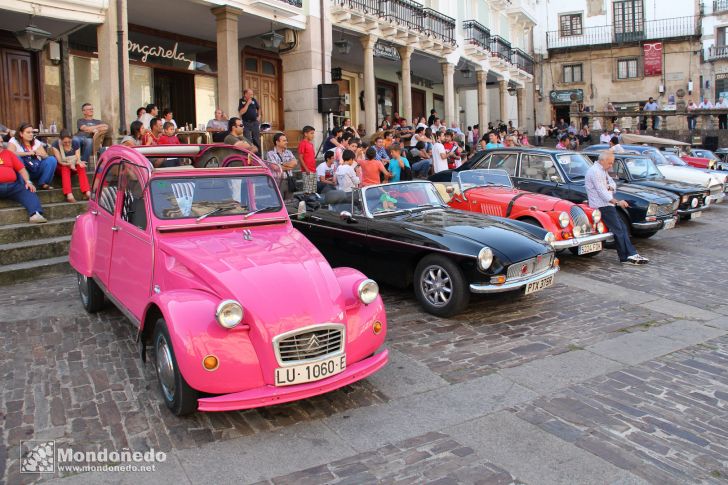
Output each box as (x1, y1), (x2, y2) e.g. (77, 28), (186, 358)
(643, 42), (662, 77)
(549, 89), (583, 104)
(128, 40), (193, 66)
(374, 42), (400, 61)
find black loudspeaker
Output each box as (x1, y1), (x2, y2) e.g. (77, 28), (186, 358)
(318, 84), (340, 113)
(704, 135), (719, 152)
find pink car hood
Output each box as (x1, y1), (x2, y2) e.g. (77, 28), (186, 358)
(157, 224), (347, 339)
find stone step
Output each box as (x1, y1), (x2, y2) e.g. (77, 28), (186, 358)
(0, 217), (76, 244)
(0, 201), (87, 226)
(0, 187), (87, 209)
(0, 235), (71, 265)
(0, 255), (71, 286)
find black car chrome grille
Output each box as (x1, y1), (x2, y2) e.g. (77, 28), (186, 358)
(678, 194), (706, 211)
(656, 203), (676, 217)
(569, 206), (590, 228)
(275, 325), (344, 364)
(506, 253), (554, 281)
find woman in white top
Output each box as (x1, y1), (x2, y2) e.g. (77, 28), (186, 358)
(8, 123), (58, 189)
(431, 132), (448, 173)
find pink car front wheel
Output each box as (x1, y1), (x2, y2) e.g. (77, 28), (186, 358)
(152, 318), (198, 416)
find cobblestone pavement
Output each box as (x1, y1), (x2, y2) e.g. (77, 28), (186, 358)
(1, 205), (727, 484)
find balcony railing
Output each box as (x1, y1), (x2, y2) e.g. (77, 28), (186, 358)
(715, 0), (728, 13)
(490, 35), (512, 62)
(511, 48), (534, 75)
(337, 0), (381, 14)
(422, 8), (456, 45)
(463, 20), (490, 51)
(277, 0), (303, 7)
(707, 45), (728, 61)
(381, 0), (424, 32)
(546, 16), (699, 50)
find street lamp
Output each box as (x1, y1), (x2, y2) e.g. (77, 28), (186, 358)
(14, 18), (51, 52)
(260, 28), (284, 49)
(461, 68), (473, 79)
(507, 85), (517, 96)
(334, 39), (351, 55)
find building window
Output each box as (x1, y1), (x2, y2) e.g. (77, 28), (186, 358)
(559, 13), (583, 37)
(563, 64), (583, 83)
(617, 58), (639, 79)
(718, 26), (727, 47)
(614, 0), (644, 42)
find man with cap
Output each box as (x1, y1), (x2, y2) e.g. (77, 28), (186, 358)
(585, 151), (648, 265)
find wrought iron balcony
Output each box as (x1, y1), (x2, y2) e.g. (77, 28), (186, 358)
(490, 35), (512, 63)
(715, 0), (728, 13)
(511, 48), (534, 75)
(422, 8), (456, 45)
(381, 0), (424, 32)
(277, 0), (303, 7)
(336, 0), (381, 15)
(707, 45), (728, 61)
(546, 15), (699, 50)
(463, 20), (490, 51)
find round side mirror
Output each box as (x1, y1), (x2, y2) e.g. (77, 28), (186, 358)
(339, 210), (352, 221)
(550, 175), (560, 183)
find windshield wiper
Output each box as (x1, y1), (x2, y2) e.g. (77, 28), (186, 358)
(244, 205), (280, 219)
(196, 203), (241, 222)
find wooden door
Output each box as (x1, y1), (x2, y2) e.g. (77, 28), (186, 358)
(411, 88), (426, 121)
(242, 53), (282, 130)
(1, 48), (36, 128)
(153, 70), (196, 127)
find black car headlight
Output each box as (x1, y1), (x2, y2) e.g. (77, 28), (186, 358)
(478, 247), (494, 271)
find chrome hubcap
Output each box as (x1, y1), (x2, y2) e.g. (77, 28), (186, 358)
(156, 335), (176, 402)
(78, 274), (89, 306)
(421, 265), (453, 307)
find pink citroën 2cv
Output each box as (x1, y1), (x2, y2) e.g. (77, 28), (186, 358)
(69, 144), (388, 415)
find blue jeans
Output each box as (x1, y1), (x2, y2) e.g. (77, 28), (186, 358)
(412, 159), (432, 177)
(599, 205), (637, 262)
(73, 136), (94, 162)
(0, 175), (42, 215)
(24, 156), (57, 186)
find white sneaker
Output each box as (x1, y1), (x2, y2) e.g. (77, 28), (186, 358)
(29, 212), (47, 224)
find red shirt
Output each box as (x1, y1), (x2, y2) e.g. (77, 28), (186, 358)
(298, 139), (316, 172)
(0, 149), (24, 183)
(359, 158), (386, 186)
(157, 135), (180, 145)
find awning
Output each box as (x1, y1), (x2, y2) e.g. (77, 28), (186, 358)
(621, 133), (690, 147)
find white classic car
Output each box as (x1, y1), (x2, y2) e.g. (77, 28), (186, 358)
(658, 152), (727, 204)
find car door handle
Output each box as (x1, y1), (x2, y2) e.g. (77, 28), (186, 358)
(310, 215), (323, 222)
(91, 210), (99, 215)
(111, 226), (120, 232)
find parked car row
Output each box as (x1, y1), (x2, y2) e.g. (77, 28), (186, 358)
(68, 142), (719, 416)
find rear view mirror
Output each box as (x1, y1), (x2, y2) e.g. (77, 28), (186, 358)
(550, 175), (560, 183)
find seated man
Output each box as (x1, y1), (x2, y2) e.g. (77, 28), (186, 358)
(74, 103), (109, 162)
(224, 117), (256, 152)
(0, 147), (46, 223)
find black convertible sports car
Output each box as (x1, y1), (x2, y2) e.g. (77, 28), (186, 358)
(583, 152), (711, 220)
(431, 148), (680, 238)
(288, 181), (559, 317)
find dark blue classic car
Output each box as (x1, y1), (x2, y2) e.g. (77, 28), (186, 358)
(430, 148), (680, 238)
(288, 181), (559, 317)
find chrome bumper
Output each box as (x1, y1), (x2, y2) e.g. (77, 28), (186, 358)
(551, 232), (614, 250)
(677, 205), (708, 215)
(469, 266), (560, 294)
(632, 220), (663, 230)
(709, 193), (725, 204)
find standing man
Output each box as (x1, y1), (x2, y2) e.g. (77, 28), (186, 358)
(585, 151), (648, 265)
(239, 88), (261, 153)
(265, 132), (297, 200)
(643, 97), (660, 130)
(74, 103), (109, 163)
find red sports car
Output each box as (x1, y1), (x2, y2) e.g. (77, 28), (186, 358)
(681, 149), (718, 169)
(437, 169), (613, 256)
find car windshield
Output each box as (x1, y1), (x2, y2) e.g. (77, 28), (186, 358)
(363, 182), (445, 215)
(693, 150), (719, 160)
(556, 153), (592, 179)
(150, 174), (282, 220)
(625, 157), (663, 179)
(663, 153), (689, 167)
(455, 169), (513, 190)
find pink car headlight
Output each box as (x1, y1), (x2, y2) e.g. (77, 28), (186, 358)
(216, 300), (243, 328)
(357, 279), (379, 305)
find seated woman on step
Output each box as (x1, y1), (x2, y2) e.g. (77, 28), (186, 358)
(51, 130), (91, 203)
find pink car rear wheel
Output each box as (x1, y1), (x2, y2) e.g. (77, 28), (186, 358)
(77, 272), (104, 313)
(152, 318), (198, 416)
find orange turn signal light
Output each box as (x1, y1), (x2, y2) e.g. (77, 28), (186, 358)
(490, 275), (507, 285)
(203, 355), (219, 371)
(373, 321), (383, 334)
(554, 258), (560, 268)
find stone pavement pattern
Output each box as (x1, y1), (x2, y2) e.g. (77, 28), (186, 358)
(1, 205), (728, 484)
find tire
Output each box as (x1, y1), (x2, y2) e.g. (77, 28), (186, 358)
(152, 318), (198, 416)
(413, 254), (469, 317)
(77, 272), (105, 313)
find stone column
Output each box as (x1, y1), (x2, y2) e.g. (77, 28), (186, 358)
(476, 69), (488, 130)
(441, 61), (456, 127)
(516, 87), (526, 129)
(398, 46), (414, 123)
(213, 6), (242, 119)
(361, 34), (377, 136)
(97, 0), (128, 135)
(499, 79), (509, 124)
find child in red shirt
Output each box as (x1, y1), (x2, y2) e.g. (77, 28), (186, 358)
(157, 122), (181, 145)
(298, 126), (317, 193)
